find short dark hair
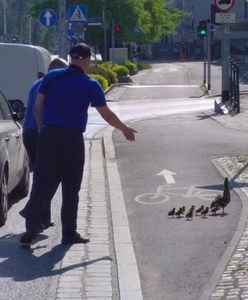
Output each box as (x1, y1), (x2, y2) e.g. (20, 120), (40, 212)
(69, 43), (91, 60)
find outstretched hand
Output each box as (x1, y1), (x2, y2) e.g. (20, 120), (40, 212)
(122, 126), (137, 141)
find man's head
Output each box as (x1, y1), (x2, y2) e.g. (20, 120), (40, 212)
(69, 43), (91, 72)
(48, 57), (68, 71)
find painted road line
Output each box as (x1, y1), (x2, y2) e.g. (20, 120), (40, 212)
(126, 85), (199, 88)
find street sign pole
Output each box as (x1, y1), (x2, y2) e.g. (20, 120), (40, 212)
(221, 23), (230, 102)
(203, 37), (207, 85)
(207, 20), (211, 91)
(58, 0), (68, 60)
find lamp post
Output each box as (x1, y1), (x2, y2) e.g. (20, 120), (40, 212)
(58, 0), (68, 60)
(102, 0), (107, 61)
(3, 0), (7, 36)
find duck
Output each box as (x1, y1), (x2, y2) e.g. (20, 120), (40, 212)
(210, 177), (230, 215)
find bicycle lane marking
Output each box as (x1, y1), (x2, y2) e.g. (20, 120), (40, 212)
(134, 185), (222, 205)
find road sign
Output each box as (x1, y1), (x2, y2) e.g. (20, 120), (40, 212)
(215, 12), (236, 23)
(69, 5), (87, 23)
(214, 0), (235, 12)
(39, 9), (57, 27)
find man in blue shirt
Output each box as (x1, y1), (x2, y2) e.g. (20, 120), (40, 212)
(21, 58), (68, 230)
(20, 43), (137, 246)
(23, 58), (68, 171)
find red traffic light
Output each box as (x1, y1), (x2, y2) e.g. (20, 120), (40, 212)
(114, 25), (121, 33)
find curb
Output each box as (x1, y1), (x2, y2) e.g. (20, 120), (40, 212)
(103, 127), (143, 300)
(199, 159), (248, 300)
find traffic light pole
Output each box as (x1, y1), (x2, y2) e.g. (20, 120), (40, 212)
(221, 23), (230, 102)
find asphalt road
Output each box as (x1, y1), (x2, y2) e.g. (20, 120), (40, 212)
(111, 62), (248, 299)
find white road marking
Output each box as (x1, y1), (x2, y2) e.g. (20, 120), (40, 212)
(157, 169), (176, 184)
(169, 68), (178, 71)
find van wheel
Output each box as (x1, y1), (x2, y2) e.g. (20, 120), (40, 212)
(12, 163), (29, 199)
(0, 173), (8, 226)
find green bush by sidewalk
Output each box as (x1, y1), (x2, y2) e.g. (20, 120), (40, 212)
(89, 73), (109, 90)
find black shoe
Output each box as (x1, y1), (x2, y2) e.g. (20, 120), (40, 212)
(61, 232), (90, 244)
(42, 221), (55, 229)
(20, 231), (37, 246)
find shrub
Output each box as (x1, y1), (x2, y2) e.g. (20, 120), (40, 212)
(88, 63), (117, 85)
(137, 61), (151, 70)
(89, 73), (109, 90)
(123, 60), (137, 75)
(112, 65), (129, 80)
(98, 64), (118, 84)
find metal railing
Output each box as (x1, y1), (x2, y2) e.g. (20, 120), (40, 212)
(228, 57), (240, 114)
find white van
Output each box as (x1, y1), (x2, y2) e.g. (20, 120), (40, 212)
(0, 43), (51, 105)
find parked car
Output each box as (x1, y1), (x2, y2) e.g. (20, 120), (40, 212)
(0, 90), (29, 226)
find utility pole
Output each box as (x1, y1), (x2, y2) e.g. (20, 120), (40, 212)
(58, 0), (68, 60)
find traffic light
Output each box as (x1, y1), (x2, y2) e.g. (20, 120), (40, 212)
(114, 25), (122, 34)
(197, 20), (207, 39)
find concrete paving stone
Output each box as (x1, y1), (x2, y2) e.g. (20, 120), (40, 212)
(56, 293), (83, 299)
(86, 292), (112, 297)
(64, 252), (86, 258)
(56, 298), (85, 300)
(59, 276), (83, 282)
(58, 282), (84, 288)
(57, 288), (82, 293)
(86, 282), (112, 288)
(86, 272), (111, 277)
(86, 298), (111, 300)
(85, 285), (112, 292)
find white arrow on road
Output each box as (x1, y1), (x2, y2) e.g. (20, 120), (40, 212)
(157, 169), (176, 184)
(44, 10), (52, 26)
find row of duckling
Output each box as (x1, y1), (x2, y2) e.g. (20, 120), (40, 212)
(168, 205), (222, 220)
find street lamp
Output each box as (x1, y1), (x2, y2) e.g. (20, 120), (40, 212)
(3, 0), (7, 36)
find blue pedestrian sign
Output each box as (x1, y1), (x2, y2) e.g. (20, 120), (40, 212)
(69, 5), (88, 23)
(39, 9), (57, 27)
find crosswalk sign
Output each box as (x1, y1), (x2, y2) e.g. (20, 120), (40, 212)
(69, 5), (88, 23)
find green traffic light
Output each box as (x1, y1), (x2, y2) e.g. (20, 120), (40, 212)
(199, 29), (207, 35)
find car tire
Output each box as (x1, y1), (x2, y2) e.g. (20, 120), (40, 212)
(12, 162), (30, 199)
(0, 172), (8, 226)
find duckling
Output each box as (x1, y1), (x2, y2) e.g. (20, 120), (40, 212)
(175, 207), (184, 218)
(210, 205), (219, 215)
(195, 205), (204, 216)
(167, 208), (176, 218)
(185, 205), (195, 220)
(200, 206), (209, 218)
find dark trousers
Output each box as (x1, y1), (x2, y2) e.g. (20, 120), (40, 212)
(22, 129), (38, 171)
(22, 128), (54, 225)
(24, 126), (85, 237)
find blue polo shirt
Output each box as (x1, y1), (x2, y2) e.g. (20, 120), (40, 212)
(39, 65), (106, 132)
(23, 79), (42, 130)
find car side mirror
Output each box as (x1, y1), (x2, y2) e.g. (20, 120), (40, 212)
(8, 99), (26, 121)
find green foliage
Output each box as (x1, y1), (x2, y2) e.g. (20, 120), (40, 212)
(122, 60), (137, 75)
(88, 63), (118, 85)
(112, 65), (129, 79)
(89, 73), (109, 90)
(137, 61), (151, 70)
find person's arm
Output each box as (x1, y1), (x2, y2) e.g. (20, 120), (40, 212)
(96, 105), (137, 141)
(34, 93), (46, 130)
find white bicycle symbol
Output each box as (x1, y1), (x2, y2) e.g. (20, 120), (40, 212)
(134, 185), (220, 205)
